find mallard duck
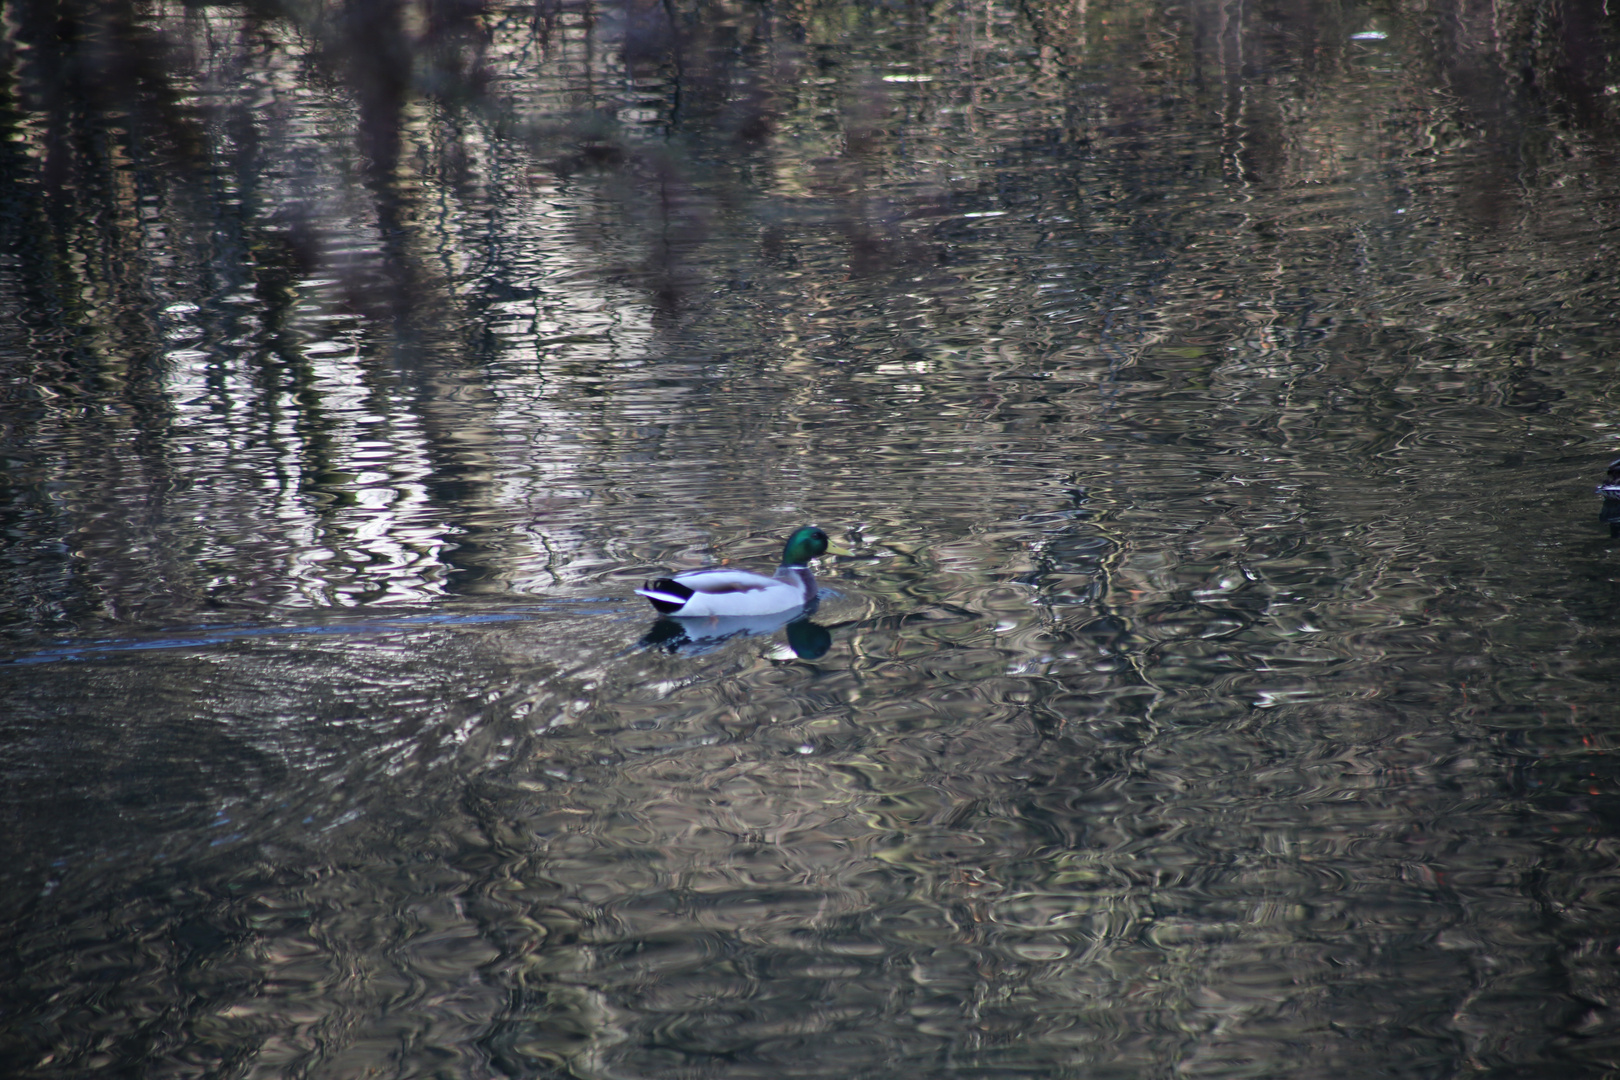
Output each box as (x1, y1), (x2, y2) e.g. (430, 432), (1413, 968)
(637, 526), (844, 617)
(1598, 457), (1620, 498)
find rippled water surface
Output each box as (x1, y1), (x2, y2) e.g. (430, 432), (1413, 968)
(3, 0), (1620, 1076)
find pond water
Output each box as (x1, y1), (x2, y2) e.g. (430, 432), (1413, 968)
(3, 0), (1620, 1076)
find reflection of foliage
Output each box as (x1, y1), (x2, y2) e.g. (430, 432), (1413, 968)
(6, 0), (1616, 293)
(0, 0), (1615, 628)
(0, 0), (1609, 414)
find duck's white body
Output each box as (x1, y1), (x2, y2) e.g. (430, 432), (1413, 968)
(636, 565), (815, 618)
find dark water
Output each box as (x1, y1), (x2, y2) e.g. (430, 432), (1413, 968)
(4, 0), (1620, 1076)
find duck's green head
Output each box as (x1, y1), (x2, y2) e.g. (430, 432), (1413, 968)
(781, 526), (843, 567)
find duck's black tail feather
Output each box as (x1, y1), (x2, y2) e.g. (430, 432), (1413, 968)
(637, 578), (694, 614)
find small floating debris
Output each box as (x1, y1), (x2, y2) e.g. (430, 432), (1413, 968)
(1351, 30), (1388, 40)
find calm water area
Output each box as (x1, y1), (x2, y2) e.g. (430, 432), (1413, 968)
(3, 0), (1620, 1076)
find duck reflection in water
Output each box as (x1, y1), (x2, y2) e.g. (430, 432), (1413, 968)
(640, 609), (833, 658)
(1598, 458), (1620, 537)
